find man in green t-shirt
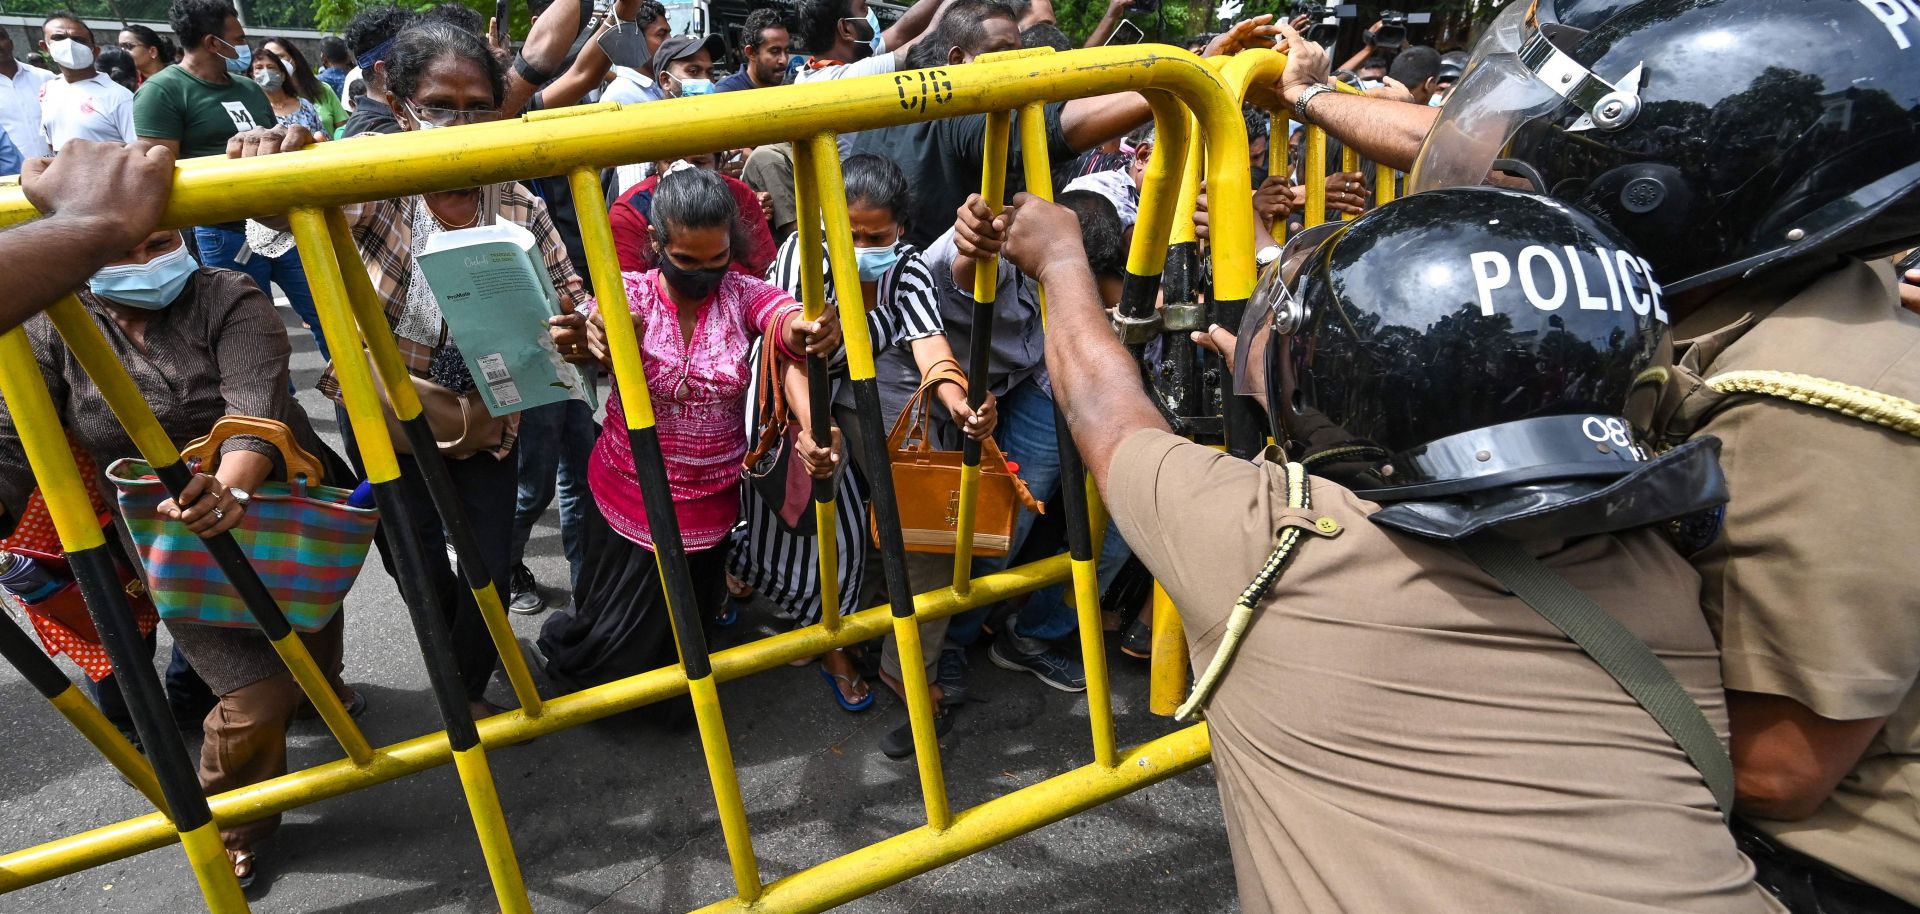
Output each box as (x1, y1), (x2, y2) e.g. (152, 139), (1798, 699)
(134, 0), (276, 278)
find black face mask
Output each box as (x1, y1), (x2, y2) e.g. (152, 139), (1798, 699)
(659, 257), (728, 301)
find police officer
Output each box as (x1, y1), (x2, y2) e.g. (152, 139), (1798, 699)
(994, 183), (1785, 912)
(1276, 2), (1920, 909)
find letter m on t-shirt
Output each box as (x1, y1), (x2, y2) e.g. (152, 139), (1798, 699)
(221, 101), (258, 132)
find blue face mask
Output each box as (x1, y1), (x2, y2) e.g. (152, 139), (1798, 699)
(866, 9), (886, 53)
(854, 244), (898, 281)
(217, 38), (251, 75)
(89, 244), (197, 310)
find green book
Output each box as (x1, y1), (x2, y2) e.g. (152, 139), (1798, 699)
(417, 221), (596, 417)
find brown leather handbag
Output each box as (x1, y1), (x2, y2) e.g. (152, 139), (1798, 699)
(871, 364), (1042, 557)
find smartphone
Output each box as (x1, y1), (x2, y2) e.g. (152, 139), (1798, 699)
(1105, 20), (1146, 46)
(1897, 247), (1920, 274)
(493, 0), (510, 43)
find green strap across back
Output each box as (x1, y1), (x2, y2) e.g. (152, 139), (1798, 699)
(1459, 534), (1736, 820)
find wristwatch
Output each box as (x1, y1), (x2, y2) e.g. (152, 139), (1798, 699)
(1255, 244), (1284, 269)
(1293, 84), (1335, 124)
(227, 487), (252, 509)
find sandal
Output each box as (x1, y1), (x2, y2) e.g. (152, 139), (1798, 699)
(227, 848), (257, 890)
(818, 662), (874, 712)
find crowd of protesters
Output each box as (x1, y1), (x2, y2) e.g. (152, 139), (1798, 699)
(5, 0), (1918, 906)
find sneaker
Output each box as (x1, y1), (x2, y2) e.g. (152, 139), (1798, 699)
(879, 712), (956, 759)
(507, 564), (545, 615)
(935, 646), (970, 708)
(989, 625), (1087, 693)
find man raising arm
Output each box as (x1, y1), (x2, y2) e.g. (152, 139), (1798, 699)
(1273, 19), (1436, 171)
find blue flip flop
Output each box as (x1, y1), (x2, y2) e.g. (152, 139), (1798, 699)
(819, 665), (875, 712)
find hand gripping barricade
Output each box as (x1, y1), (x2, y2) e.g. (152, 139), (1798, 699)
(0, 43), (1264, 913)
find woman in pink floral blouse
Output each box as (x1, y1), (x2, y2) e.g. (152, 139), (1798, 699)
(538, 168), (840, 700)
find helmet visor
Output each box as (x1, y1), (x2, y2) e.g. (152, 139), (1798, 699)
(1233, 221), (1344, 399)
(1407, 2), (1565, 193)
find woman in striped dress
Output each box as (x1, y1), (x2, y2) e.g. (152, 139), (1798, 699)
(729, 154), (997, 711)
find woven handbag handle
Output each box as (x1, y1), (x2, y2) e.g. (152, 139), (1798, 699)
(885, 363), (971, 454)
(180, 416), (326, 485)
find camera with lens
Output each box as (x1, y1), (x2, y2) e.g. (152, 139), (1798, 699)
(1291, 1), (1356, 45)
(1128, 0), (1160, 15)
(1369, 8), (1431, 51)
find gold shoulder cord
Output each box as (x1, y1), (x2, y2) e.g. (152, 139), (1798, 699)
(1176, 461), (1314, 722)
(1705, 370), (1920, 439)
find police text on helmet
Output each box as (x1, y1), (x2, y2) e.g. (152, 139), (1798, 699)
(1467, 245), (1665, 323)
(1859, 0), (1920, 49)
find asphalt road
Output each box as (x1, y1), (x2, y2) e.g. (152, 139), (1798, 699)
(0, 309), (1237, 913)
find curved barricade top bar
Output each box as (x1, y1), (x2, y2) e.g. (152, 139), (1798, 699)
(0, 45), (1254, 286)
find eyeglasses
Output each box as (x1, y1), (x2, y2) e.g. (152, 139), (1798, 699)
(405, 102), (505, 127)
(118, 41), (147, 51)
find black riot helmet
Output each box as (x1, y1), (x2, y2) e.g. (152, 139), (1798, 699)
(1410, 0), (1920, 295)
(1238, 186), (1726, 540)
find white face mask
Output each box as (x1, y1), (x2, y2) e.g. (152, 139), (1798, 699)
(47, 37), (94, 71)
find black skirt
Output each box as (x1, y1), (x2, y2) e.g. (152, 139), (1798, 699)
(536, 498), (727, 726)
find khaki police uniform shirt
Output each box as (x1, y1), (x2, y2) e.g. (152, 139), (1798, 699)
(1648, 258), (1920, 903)
(1106, 429), (1785, 913)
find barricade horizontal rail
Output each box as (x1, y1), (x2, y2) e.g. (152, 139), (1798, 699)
(0, 555), (1071, 892)
(0, 45), (1253, 245)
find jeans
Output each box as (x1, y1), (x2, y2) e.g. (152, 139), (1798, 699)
(510, 398), (595, 592)
(88, 634), (216, 739)
(339, 407), (519, 702)
(195, 225), (330, 362)
(948, 379), (1131, 646)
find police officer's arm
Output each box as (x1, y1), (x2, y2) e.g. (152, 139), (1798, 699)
(1729, 692), (1889, 821)
(997, 192), (1169, 488)
(6, 141), (175, 334)
(1274, 20), (1436, 172)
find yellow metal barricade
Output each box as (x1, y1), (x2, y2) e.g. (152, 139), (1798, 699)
(0, 43), (1265, 912)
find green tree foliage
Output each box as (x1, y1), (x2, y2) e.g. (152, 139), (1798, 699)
(301, 0), (532, 36)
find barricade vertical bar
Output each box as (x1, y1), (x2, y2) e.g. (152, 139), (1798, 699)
(950, 110), (1013, 595)
(798, 133), (952, 830)
(290, 207), (532, 914)
(0, 610), (169, 812)
(1147, 583), (1188, 717)
(788, 150), (841, 631)
(564, 168), (763, 899)
(1375, 162), (1397, 206)
(1159, 115), (1208, 433)
(41, 295), (375, 766)
(317, 209), (545, 719)
(0, 328), (251, 913)
(1115, 91), (1192, 350)
(1272, 110), (1291, 243)
(1303, 126), (1329, 227)
(1340, 144), (1362, 220)
(1018, 102), (1117, 768)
